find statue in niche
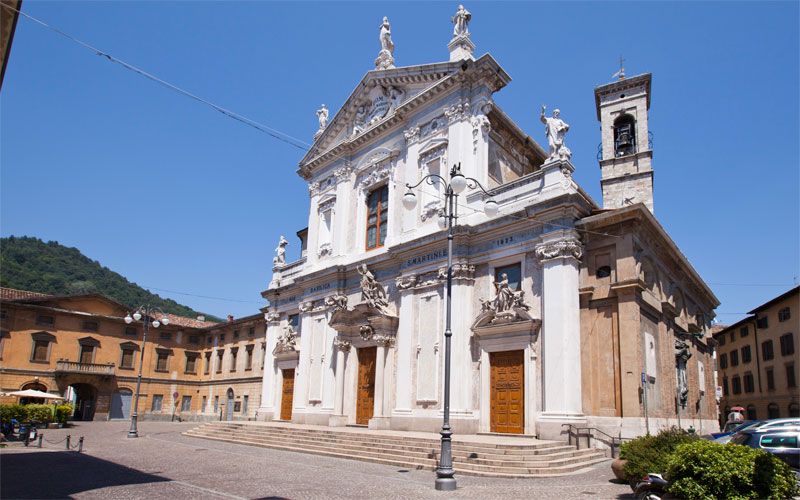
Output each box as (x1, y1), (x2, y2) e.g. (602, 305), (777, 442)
(452, 4), (471, 37)
(480, 273), (530, 315)
(375, 17), (395, 70)
(675, 338), (692, 409)
(315, 104), (329, 133)
(494, 273), (516, 312)
(272, 235), (288, 267)
(358, 264), (389, 312)
(540, 105), (571, 162)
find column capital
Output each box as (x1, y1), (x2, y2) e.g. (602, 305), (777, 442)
(535, 236), (582, 263)
(333, 338), (352, 352)
(374, 334), (395, 348)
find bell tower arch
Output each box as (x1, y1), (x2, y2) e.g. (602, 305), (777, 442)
(594, 73), (654, 212)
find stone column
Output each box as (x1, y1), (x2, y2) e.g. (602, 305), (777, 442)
(369, 336), (393, 430)
(535, 230), (585, 439)
(258, 314), (281, 421)
(329, 338), (350, 427)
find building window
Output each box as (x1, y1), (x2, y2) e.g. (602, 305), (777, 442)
(201, 396), (207, 412)
(0, 331), (8, 359)
(746, 405), (757, 420)
(756, 316), (768, 329)
(155, 350), (170, 372)
(787, 364), (797, 389)
(731, 375), (742, 395)
(159, 331), (171, 340)
(125, 326), (137, 336)
(120, 345), (137, 370)
(242, 395), (249, 414)
(36, 315), (54, 327)
(248, 327), (255, 338)
(722, 376), (729, 396)
(185, 353), (198, 374)
(219, 334), (225, 342)
(151, 394), (163, 412)
(216, 350), (223, 373)
(730, 350), (739, 367)
(82, 320), (99, 332)
(180, 396), (191, 412)
(719, 353), (728, 369)
(779, 333), (794, 356)
(767, 403), (780, 419)
(188, 335), (199, 345)
(762, 340), (774, 361)
(365, 185), (388, 250)
(30, 332), (55, 362)
(729, 331), (735, 343)
(741, 345), (752, 364)
(79, 345), (95, 364)
(213, 396), (219, 413)
(233, 330), (240, 339)
(245, 345), (254, 370)
(717, 334), (726, 346)
(204, 352), (211, 375)
(743, 373), (755, 393)
(789, 403), (800, 418)
(230, 348), (238, 372)
(0, 309), (7, 320)
(778, 307), (791, 322)
(766, 368), (775, 390)
(739, 326), (748, 338)
(206, 336), (212, 345)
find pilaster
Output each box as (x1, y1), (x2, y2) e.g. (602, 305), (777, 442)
(258, 313), (281, 420)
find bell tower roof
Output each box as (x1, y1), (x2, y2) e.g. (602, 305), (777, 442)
(593, 73), (651, 121)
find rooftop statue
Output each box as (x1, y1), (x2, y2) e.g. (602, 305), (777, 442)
(273, 235), (288, 267)
(375, 17), (396, 70)
(315, 104), (329, 135)
(540, 105), (571, 162)
(452, 4), (471, 37)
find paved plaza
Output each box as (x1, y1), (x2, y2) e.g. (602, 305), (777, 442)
(0, 421), (631, 499)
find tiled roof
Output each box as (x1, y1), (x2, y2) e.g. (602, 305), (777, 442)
(160, 312), (219, 329)
(0, 287), (51, 301)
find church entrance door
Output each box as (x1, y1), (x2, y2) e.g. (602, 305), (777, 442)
(280, 369), (295, 421)
(490, 350), (524, 434)
(356, 346), (376, 425)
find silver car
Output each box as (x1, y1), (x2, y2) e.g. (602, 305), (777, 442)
(729, 428), (800, 469)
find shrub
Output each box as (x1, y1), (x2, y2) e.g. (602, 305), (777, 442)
(666, 439), (799, 499)
(0, 404), (28, 423)
(619, 427), (699, 482)
(55, 404), (73, 424)
(25, 404), (53, 423)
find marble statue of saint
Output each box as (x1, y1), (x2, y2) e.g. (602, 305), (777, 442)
(493, 273), (515, 312)
(379, 17), (394, 54)
(352, 105), (367, 136)
(540, 105), (571, 161)
(452, 5), (471, 37)
(316, 104), (329, 131)
(674, 339), (692, 408)
(358, 264), (389, 311)
(273, 235), (288, 266)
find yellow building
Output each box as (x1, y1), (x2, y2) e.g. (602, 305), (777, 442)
(713, 286), (799, 421)
(0, 287), (266, 422)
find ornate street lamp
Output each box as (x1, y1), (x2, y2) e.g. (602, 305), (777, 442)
(403, 162), (497, 491)
(124, 306), (169, 438)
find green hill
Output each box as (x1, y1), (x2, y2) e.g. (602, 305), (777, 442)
(0, 236), (220, 321)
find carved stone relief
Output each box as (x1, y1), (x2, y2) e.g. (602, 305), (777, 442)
(274, 325), (298, 355)
(534, 238), (583, 262)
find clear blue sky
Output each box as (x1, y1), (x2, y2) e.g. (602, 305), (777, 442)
(2, 2), (798, 322)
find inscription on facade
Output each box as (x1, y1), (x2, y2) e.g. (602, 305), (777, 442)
(307, 282), (332, 294)
(403, 249), (447, 269)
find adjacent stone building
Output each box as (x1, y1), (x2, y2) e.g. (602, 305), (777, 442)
(258, 9), (720, 440)
(714, 286), (799, 422)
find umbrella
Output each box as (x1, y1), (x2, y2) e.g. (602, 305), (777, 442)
(6, 389), (64, 400)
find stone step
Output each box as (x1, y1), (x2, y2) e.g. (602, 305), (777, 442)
(184, 429), (601, 466)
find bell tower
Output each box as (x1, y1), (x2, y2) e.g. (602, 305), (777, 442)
(594, 72), (654, 212)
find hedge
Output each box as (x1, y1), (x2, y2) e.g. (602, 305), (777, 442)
(0, 403), (74, 424)
(619, 427), (699, 482)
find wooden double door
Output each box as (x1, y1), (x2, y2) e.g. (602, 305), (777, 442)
(356, 346), (376, 425)
(280, 369), (295, 421)
(490, 350), (524, 434)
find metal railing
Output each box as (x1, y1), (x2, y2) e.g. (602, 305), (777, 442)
(561, 424), (632, 458)
(55, 360), (115, 376)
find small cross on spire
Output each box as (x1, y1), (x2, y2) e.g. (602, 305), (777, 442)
(612, 55), (626, 81)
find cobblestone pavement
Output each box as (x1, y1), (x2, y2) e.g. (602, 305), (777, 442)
(1, 421), (633, 499)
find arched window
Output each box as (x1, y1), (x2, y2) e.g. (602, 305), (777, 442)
(789, 403), (799, 418)
(614, 114), (637, 157)
(767, 403), (780, 419)
(746, 404), (757, 420)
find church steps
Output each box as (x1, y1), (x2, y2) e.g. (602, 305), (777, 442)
(183, 423), (608, 477)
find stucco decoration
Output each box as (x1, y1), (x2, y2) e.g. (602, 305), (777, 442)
(471, 114), (491, 154)
(274, 325), (298, 355)
(318, 242), (332, 258)
(540, 105), (571, 162)
(324, 293), (348, 311)
(675, 338), (692, 409)
(534, 238), (583, 262)
(375, 17), (395, 70)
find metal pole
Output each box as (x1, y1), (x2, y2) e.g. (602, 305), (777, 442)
(78, 436), (84, 452)
(435, 186), (456, 491)
(128, 308), (149, 438)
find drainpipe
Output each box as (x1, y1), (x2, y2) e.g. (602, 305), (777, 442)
(752, 315), (762, 393)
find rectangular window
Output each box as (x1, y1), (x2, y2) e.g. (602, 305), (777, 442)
(722, 377), (729, 396)
(233, 330), (240, 339)
(206, 336), (212, 345)
(159, 331), (171, 340)
(219, 334), (225, 342)
(180, 395), (191, 412)
(718, 334), (726, 346)
(82, 320), (99, 332)
(0, 309), (7, 320)
(778, 307), (791, 322)
(204, 352), (211, 375)
(719, 353), (728, 369)
(743, 373), (755, 393)
(780, 333), (794, 356)
(248, 327), (255, 337)
(763, 340), (774, 361)
(494, 263), (522, 291)
(79, 345), (94, 364)
(32, 340), (50, 362)
(201, 396), (207, 412)
(120, 349), (135, 369)
(151, 394), (163, 412)
(756, 316), (768, 329)
(766, 368), (775, 390)
(729, 331), (735, 343)
(261, 343), (266, 369)
(36, 315), (54, 327)
(245, 345), (254, 370)
(242, 395), (249, 414)
(741, 345), (752, 364)
(732, 376), (742, 394)
(185, 354), (197, 374)
(125, 326), (137, 336)
(365, 185), (389, 250)
(787, 364), (797, 389)
(230, 348), (238, 372)
(730, 350), (739, 367)
(156, 352), (169, 372)
(188, 335), (199, 345)
(739, 326), (748, 338)
(213, 395), (219, 413)
(216, 351), (223, 373)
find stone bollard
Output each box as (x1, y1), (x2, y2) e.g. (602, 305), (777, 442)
(37, 434), (43, 448)
(66, 435), (71, 450)
(78, 436), (84, 453)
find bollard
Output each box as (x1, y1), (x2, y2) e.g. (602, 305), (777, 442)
(38, 434), (43, 448)
(78, 436), (84, 453)
(66, 434), (71, 450)
(24, 433), (29, 447)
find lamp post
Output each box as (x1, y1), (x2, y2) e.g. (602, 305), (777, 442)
(124, 306), (169, 438)
(402, 162), (497, 491)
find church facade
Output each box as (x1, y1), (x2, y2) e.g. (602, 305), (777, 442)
(258, 8), (720, 440)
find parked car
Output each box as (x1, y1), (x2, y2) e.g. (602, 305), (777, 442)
(729, 429), (800, 469)
(710, 420), (762, 440)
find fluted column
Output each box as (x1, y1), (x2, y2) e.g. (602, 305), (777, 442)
(329, 338), (351, 427)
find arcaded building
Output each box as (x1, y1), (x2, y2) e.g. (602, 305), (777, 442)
(258, 10), (720, 440)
